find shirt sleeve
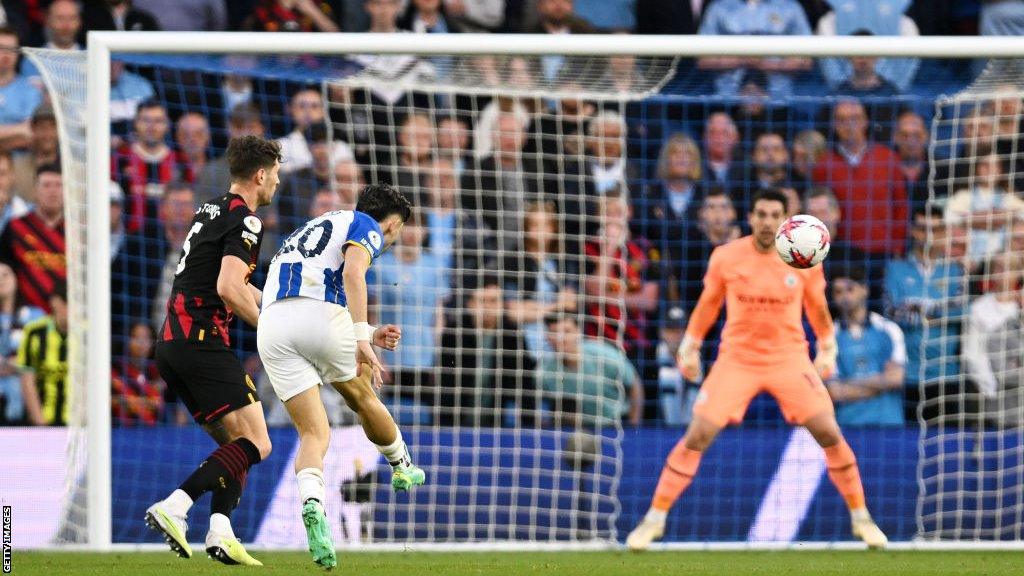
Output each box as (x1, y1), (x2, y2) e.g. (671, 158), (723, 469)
(880, 316), (907, 366)
(789, 1), (813, 35)
(702, 246), (726, 291)
(15, 325), (33, 371)
(697, 3), (722, 34)
(223, 209), (264, 264)
(344, 212), (385, 264)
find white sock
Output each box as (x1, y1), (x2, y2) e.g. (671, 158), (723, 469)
(375, 429), (412, 469)
(644, 508), (667, 524)
(850, 507), (871, 522)
(209, 513), (235, 537)
(163, 489), (193, 517)
(296, 467), (326, 505)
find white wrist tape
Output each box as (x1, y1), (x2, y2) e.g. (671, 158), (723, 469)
(354, 322), (374, 342)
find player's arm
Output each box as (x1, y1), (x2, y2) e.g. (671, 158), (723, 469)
(247, 284), (262, 308)
(342, 243), (387, 386)
(803, 269), (838, 378)
(676, 251), (727, 380)
(829, 360), (904, 402)
(217, 255), (260, 328)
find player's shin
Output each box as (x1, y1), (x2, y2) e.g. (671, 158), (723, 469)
(651, 440), (704, 513)
(823, 439), (866, 511)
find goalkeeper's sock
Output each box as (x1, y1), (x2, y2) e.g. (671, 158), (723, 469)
(179, 438), (262, 510)
(823, 439), (867, 511)
(651, 442), (703, 512)
(375, 429), (413, 469)
(296, 467), (326, 505)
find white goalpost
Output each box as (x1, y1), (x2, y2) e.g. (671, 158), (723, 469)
(20, 32), (1024, 551)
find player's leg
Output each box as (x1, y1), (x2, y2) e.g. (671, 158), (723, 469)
(282, 386), (338, 568)
(770, 363), (887, 549)
(331, 363), (425, 491)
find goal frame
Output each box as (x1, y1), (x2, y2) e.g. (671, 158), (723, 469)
(79, 32), (1024, 550)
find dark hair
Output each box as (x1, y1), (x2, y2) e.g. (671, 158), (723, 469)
(162, 181), (194, 198)
(913, 204), (945, 220)
(226, 135), (282, 181)
(36, 163), (61, 179)
(829, 264), (867, 285)
(750, 188), (789, 213)
(0, 26), (18, 41)
(543, 313), (578, 327)
(50, 281), (68, 303)
(306, 123), (328, 144)
(229, 102), (263, 127)
(135, 98), (166, 116)
(355, 183), (413, 223)
(703, 185), (730, 200)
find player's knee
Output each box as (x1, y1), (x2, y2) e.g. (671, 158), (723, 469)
(253, 436), (273, 461)
(299, 423), (331, 454)
(804, 412), (842, 447)
(682, 419), (719, 452)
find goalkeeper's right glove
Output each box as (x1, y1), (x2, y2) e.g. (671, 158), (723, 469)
(676, 335), (703, 382)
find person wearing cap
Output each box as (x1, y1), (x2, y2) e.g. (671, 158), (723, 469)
(655, 305), (698, 426)
(11, 103), (58, 203)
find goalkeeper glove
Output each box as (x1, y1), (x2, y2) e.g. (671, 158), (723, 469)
(676, 335), (703, 382)
(814, 336), (838, 380)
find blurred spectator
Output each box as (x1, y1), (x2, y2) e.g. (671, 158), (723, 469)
(779, 186), (801, 217)
(894, 110), (930, 210)
(812, 99), (907, 256)
(242, 0), (339, 32)
(472, 92), (531, 160)
(945, 153), (1024, 266)
(885, 206), (965, 424)
(17, 282), (69, 426)
(697, 0), (813, 98)
(400, 0), (505, 33)
(438, 277), (535, 426)
(82, 0), (161, 36)
(381, 112), (434, 204)
(12, 103), (58, 203)
(828, 266), (907, 426)
(175, 112), (211, 180)
(422, 158), (457, 268)
(741, 131), (792, 214)
(817, 0), (920, 92)
(277, 124), (335, 233)
(111, 179), (164, 337)
(111, 321), (165, 426)
(804, 186), (869, 286)
(148, 183), (196, 331)
(0, 164), (65, 312)
(536, 88), (597, 160)
(701, 112), (743, 191)
(595, 52), (648, 94)
(573, 0), (635, 32)
(0, 151), (30, 235)
(963, 251), (1024, 427)
(541, 313), (642, 427)
(636, 133), (702, 261)
(530, 0), (595, 83)
(678, 187), (738, 315)
(0, 26), (42, 152)
(504, 201), (579, 359)
(351, 0), (436, 108)
(731, 69), (790, 143)
(791, 128), (826, 190)
(21, 0), (81, 79)
(585, 111), (632, 196)
(636, 0), (702, 34)
(332, 158), (365, 210)
(134, 0), (227, 31)
(833, 33), (899, 97)
(1012, 217), (1024, 255)
(0, 2), (31, 46)
(980, 0), (1024, 36)
(109, 180), (125, 262)
(276, 88), (353, 175)
(111, 99), (193, 233)
(307, 188), (342, 217)
(436, 115), (471, 178)
(0, 261), (40, 425)
(194, 102), (265, 197)
(110, 60), (156, 142)
(654, 305), (698, 426)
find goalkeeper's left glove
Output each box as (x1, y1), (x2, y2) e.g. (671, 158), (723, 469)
(814, 336), (837, 380)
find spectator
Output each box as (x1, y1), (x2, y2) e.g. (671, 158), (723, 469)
(504, 201), (579, 359)
(741, 131), (791, 214)
(834, 51), (899, 97)
(1011, 217), (1024, 255)
(109, 180), (125, 262)
(12, 104), (58, 203)
(134, 0), (227, 31)
(399, 0), (505, 33)
(275, 88), (352, 175)
(812, 99), (907, 256)
(541, 313), (642, 427)
(981, 0), (1024, 36)
(0, 151), (30, 235)
(0, 164), (65, 312)
(242, 0), (339, 32)
(803, 186), (870, 288)
(21, 0), (81, 80)
(654, 305), (699, 426)
(697, 0), (813, 98)
(174, 112), (210, 182)
(277, 123), (335, 233)
(963, 251), (1024, 427)
(438, 277), (536, 426)
(779, 186), (801, 217)
(332, 158), (365, 210)
(111, 99), (192, 233)
(0, 26), (42, 152)
(636, 133), (702, 264)
(379, 112), (434, 204)
(594, 52), (648, 94)
(730, 69), (790, 144)
(946, 153), (1024, 266)
(816, 0), (920, 92)
(109, 60), (156, 143)
(828, 266), (907, 426)
(791, 128), (827, 190)
(111, 321), (165, 426)
(422, 158), (457, 268)
(369, 212), (449, 425)
(894, 110), (931, 210)
(885, 206), (965, 424)
(701, 112), (743, 191)
(147, 183), (196, 331)
(636, 0), (702, 34)
(0, 262), (40, 425)
(351, 0), (437, 108)
(435, 115), (471, 178)
(307, 188), (342, 217)
(194, 102), (264, 197)
(111, 179), (164, 337)
(17, 282), (69, 425)
(585, 111), (632, 196)
(573, 0), (635, 32)
(82, 0), (161, 36)
(530, 0), (595, 83)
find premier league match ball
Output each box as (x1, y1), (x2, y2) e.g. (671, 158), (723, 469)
(775, 214), (831, 269)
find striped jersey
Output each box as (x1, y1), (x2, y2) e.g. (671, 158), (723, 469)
(263, 210), (385, 310)
(17, 316), (69, 425)
(0, 212), (66, 312)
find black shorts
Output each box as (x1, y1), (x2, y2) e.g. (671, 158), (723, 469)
(155, 340), (260, 424)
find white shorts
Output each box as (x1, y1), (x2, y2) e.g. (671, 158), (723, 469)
(257, 297), (358, 402)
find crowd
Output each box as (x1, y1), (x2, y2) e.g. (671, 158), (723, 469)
(0, 0), (1021, 429)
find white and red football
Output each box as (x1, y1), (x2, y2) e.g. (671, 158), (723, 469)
(775, 214), (831, 269)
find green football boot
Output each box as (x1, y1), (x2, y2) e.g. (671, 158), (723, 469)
(302, 499), (337, 569)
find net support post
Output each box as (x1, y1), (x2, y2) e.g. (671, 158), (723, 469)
(85, 35), (113, 551)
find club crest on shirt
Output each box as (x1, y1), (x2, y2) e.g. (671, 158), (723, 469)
(244, 215), (262, 233)
(784, 272), (798, 288)
(368, 231), (383, 250)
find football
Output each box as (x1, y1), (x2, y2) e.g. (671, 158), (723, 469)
(775, 214), (831, 269)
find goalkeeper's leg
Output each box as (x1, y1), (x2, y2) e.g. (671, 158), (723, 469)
(804, 411), (888, 549)
(284, 385), (338, 569)
(332, 363), (425, 491)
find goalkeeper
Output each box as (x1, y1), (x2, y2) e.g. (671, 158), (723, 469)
(627, 189), (887, 550)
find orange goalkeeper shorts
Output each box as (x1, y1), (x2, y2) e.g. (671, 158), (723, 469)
(692, 355), (834, 428)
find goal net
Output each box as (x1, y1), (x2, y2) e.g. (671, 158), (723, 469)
(12, 35), (1024, 549)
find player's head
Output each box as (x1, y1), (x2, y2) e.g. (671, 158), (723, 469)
(226, 135), (282, 206)
(830, 265), (868, 317)
(748, 188), (789, 251)
(355, 183), (413, 250)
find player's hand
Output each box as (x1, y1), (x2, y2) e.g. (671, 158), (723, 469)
(815, 336), (838, 380)
(676, 335), (703, 382)
(373, 324), (402, 351)
(356, 340), (387, 389)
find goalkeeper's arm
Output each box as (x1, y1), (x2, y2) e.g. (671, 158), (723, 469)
(804, 280), (838, 379)
(676, 280), (726, 381)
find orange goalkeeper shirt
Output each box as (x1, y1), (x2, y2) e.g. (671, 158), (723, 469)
(686, 236), (833, 365)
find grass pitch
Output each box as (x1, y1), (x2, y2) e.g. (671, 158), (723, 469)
(12, 550), (1024, 576)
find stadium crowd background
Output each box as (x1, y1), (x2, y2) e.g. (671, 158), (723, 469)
(0, 0), (1022, 431)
